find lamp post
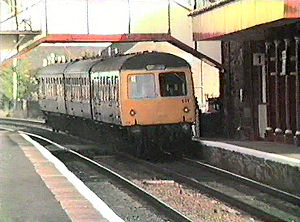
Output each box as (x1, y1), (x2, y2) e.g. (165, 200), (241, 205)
(12, 58), (18, 110)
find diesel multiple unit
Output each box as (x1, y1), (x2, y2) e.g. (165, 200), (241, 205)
(37, 52), (196, 156)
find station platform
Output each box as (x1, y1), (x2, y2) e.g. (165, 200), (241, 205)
(0, 128), (121, 222)
(196, 137), (300, 163)
(194, 137), (300, 195)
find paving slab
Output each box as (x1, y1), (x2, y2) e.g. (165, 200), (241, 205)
(0, 130), (70, 222)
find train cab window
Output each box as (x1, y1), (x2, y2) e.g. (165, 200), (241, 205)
(128, 74), (156, 99)
(159, 72), (187, 97)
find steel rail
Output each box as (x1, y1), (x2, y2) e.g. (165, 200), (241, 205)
(181, 157), (300, 206)
(22, 131), (193, 222)
(4, 118), (298, 220)
(116, 152), (296, 221)
(0, 117), (45, 126)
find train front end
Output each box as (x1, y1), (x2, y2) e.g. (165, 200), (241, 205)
(119, 52), (196, 154)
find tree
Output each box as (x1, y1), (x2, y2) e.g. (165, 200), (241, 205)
(0, 58), (38, 106)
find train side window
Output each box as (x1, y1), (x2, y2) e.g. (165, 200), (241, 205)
(70, 78), (73, 100)
(39, 78), (42, 98)
(115, 76), (119, 101)
(50, 78), (52, 97)
(101, 76), (104, 101)
(93, 78), (98, 100)
(106, 76), (109, 101)
(43, 78), (46, 98)
(85, 78), (88, 100)
(76, 77), (80, 100)
(102, 77), (106, 101)
(107, 76), (110, 101)
(111, 76), (114, 101)
(81, 77), (84, 99)
(99, 77), (103, 101)
(128, 74), (156, 99)
(57, 78), (60, 96)
(53, 78), (57, 97)
(159, 72), (187, 97)
(111, 76), (114, 85)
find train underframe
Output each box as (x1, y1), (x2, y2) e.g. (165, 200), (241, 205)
(127, 124), (193, 157)
(43, 111), (193, 157)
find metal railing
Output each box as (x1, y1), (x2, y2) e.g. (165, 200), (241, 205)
(194, 0), (232, 12)
(0, 0), (44, 32)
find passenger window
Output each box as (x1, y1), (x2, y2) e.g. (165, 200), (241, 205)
(128, 74), (156, 99)
(159, 72), (187, 97)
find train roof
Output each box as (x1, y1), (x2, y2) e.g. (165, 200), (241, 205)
(64, 59), (99, 75)
(120, 52), (190, 70)
(37, 52), (190, 77)
(91, 54), (134, 73)
(91, 52), (190, 72)
(37, 63), (69, 76)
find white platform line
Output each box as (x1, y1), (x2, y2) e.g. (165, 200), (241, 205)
(198, 139), (300, 167)
(0, 126), (14, 132)
(20, 132), (124, 222)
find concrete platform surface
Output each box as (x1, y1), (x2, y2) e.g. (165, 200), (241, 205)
(214, 139), (300, 160)
(0, 129), (117, 222)
(194, 137), (300, 194)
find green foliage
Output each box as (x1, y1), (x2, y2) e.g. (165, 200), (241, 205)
(0, 66), (14, 101)
(0, 58), (37, 102)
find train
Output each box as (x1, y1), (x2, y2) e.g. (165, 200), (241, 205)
(37, 51), (196, 156)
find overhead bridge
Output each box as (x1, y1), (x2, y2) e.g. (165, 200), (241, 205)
(0, 0), (221, 69)
(14, 33), (222, 69)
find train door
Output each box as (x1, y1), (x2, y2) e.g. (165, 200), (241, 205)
(80, 75), (92, 119)
(91, 72), (101, 121)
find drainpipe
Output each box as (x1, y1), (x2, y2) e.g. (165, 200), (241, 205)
(295, 37), (300, 146)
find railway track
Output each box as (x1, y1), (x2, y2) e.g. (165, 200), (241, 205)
(1, 118), (300, 221)
(118, 153), (300, 221)
(13, 130), (193, 222)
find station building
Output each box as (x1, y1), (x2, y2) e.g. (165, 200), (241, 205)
(191, 0), (300, 145)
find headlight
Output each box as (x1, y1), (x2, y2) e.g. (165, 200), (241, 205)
(129, 109), (136, 116)
(183, 107), (190, 113)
